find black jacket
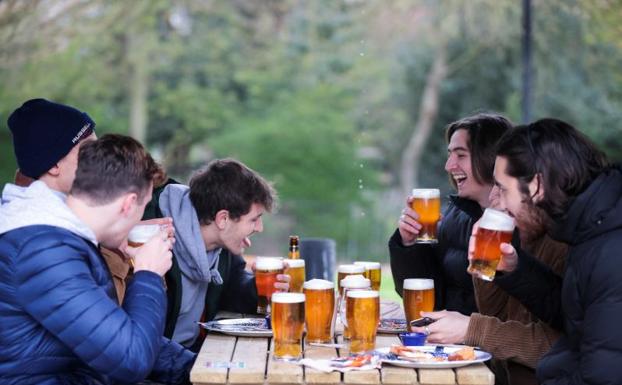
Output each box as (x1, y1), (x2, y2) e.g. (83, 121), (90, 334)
(495, 167), (622, 384)
(389, 195), (482, 315)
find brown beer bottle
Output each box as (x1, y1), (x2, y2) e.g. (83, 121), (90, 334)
(288, 235), (300, 259)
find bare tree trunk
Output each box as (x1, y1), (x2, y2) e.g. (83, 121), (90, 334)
(400, 44), (447, 197)
(128, 33), (149, 143)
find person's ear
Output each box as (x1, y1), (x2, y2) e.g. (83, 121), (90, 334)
(214, 209), (230, 230)
(119, 193), (138, 216)
(529, 173), (545, 203)
(47, 164), (61, 177)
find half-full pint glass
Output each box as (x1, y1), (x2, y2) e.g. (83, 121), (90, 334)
(127, 224), (161, 248)
(403, 279), (435, 331)
(255, 257), (284, 314)
(337, 264), (366, 295)
(345, 290), (379, 354)
(271, 292), (305, 360)
(339, 275), (371, 339)
(354, 261), (381, 291)
(468, 208), (515, 281)
(285, 258), (305, 293)
(303, 279), (335, 343)
(410, 189), (441, 243)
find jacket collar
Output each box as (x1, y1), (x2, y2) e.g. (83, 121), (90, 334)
(449, 194), (484, 219)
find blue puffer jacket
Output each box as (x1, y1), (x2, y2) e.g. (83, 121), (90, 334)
(0, 182), (195, 384)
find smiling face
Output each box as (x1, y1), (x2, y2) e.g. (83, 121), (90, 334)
(219, 203), (265, 255)
(492, 156), (548, 241)
(445, 129), (492, 207)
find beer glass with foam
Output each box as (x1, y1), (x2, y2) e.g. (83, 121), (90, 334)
(354, 261), (381, 291)
(344, 290), (379, 354)
(410, 188), (441, 243)
(271, 292), (305, 360)
(303, 279), (335, 343)
(336, 264), (366, 296)
(403, 278), (435, 331)
(127, 224), (161, 248)
(255, 257), (284, 314)
(338, 275), (371, 340)
(467, 208), (515, 281)
(284, 258), (305, 293)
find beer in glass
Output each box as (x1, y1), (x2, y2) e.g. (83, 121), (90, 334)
(284, 258), (305, 293)
(345, 290), (379, 354)
(127, 224), (161, 248)
(255, 257), (284, 314)
(337, 264), (366, 295)
(303, 279), (335, 343)
(271, 292), (305, 360)
(468, 208), (515, 281)
(354, 261), (381, 291)
(339, 275), (371, 339)
(403, 278), (435, 331)
(410, 188), (441, 243)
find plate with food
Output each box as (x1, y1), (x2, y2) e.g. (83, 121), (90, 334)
(377, 318), (408, 334)
(199, 318), (272, 337)
(376, 345), (491, 369)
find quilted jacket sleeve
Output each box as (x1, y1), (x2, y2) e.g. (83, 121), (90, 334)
(15, 230), (168, 383)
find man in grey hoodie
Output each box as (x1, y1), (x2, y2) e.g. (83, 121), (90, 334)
(158, 158), (286, 350)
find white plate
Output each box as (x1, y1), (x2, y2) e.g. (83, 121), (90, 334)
(199, 318), (272, 337)
(376, 346), (492, 369)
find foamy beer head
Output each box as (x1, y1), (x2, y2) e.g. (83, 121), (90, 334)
(345, 289), (379, 354)
(271, 292), (305, 360)
(337, 264), (366, 294)
(410, 188), (441, 243)
(354, 261), (381, 291)
(303, 279), (335, 343)
(284, 258), (305, 293)
(468, 208), (515, 281)
(255, 257), (284, 314)
(127, 224), (161, 247)
(403, 278), (435, 330)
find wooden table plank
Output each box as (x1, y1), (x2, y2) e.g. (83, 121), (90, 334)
(267, 340), (304, 385)
(376, 335), (418, 385)
(229, 337), (269, 385)
(340, 335), (380, 385)
(417, 368), (455, 385)
(303, 343), (341, 385)
(454, 364), (494, 385)
(190, 333), (237, 385)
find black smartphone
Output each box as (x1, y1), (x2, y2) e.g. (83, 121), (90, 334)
(410, 317), (436, 328)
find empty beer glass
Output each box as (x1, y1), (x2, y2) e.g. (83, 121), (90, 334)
(303, 279), (335, 343)
(467, 208), (515, 281)
(410, 188), (441, 243)
(255, 257), (284, 314)
(354, 261), (381, 291)
(271, 292), (305, 360)
(403, 278), (435, 331)
(284, 258), (305, 293)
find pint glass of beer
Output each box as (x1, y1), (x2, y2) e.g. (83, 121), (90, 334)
(255, 257), (284, 314)
(127, 224), (161, 248)
(467, 208), (515, 281)
(354, 261), (381, 291)
(339, 275), (371, 339)
(271, 292), (305, 360)
(345, 290), (379, 354)
(403, 279), (435, 331)
(410, 188), (441, 243)
(303, 279), (335, 343)
(337, 264), (366, 295)
(284, 258), (305, 293)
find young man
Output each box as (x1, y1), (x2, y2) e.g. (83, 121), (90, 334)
(475, 118), (619, 384)
(157, 158), (284, 350)
(0, 134), (195, 384)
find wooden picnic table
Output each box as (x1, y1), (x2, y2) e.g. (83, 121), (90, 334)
(190, 301), (495, 385)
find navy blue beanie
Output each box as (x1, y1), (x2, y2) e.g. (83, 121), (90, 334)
(7, 98), (96, 179)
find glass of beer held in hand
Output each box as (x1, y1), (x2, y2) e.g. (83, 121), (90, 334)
(255, 257), (284, 314)
(303, 279), (335, 343)
(337, 264), (366, 296)
(403, 279), (435, 331)
(271, 292), (305, 361)
(410, 188), (441, 243)
(467, 208), (515, 281)
(354, 261), (381, 291)
(285, 258), (305, 293)
(127, 224), (162, 268)
(344, 290), (379, 354)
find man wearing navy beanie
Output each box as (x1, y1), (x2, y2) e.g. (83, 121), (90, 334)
(7, 98), (97, 193)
